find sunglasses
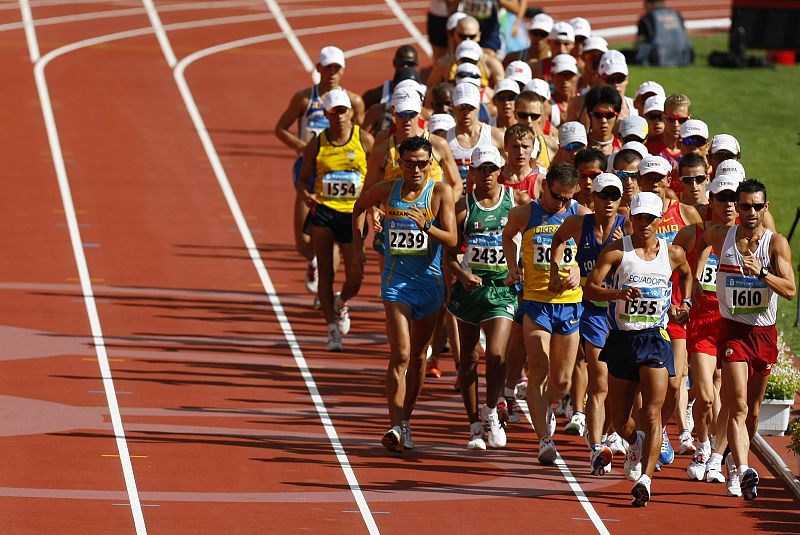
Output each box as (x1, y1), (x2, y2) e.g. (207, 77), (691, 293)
(549, 189), (573, 204)
(579, 170), (602, 179)
(475, 164), (500, 174)
(615, 169), (638, 181)
(326, 106), (349, 115)
(562, 141), (586, 152)
(456, 72), (481, 79)
(645, 113), (663, 121)
(604, 74), (627, 85)
(396, 111), (419, 121)
(591, 111), (618, 120)
(666, 115), (690, 124)
(530, 30), (549, 39)
(516, 111), (541, 121)
(458, 33), (478, 40)
(401, 159), (431, 169)
(680, 174), (707, 184)
(738, 202), (766, 212)
(714, 191), (737, 203)
(595, 189), (622, 201)
(682, 136), (707, 148)
(495, 92), (517, 102)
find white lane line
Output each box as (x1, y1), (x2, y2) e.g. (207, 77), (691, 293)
(263, 0), (313, 73)
(383, 0), (431, 58)
(18, 0), (39, 61)
(141, 0), (175, 66)
(517, 400), (610, 535)
(18, 2), (147, 533)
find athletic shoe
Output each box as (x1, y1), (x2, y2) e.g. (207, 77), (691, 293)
(631, 474), (651, 507)
(687, 450), (708, 481)
(484, 405), (507, 448)
(565, 412), (586, 436)
(624, 430), (644, 481)
(706, 453), (725, 483)
(426, 356), (442, 378)
(505, 397), (521, 424)
(606, 432), (626, 455)
(555, 397), (568, 417)
(590, 444), (613, 476)
(514, 378), (528, 400)
(725, 453), (742, 497)
(304, 257), (318, 293)
(382, 426), (403, 453)
(686, 398), (695, 434)
(400, 421), (414, 450)
(327, 324), (343, 352)
(538, 436), (557, 464)
(547, 407), (556, 437)
(659, 429), (675, 465)
(678, 430), (696, 455)
(497, 399), (509, 422)
(740, 468), (759, 500)
(467, 421), (486, 450)
(333, 293), (350, 335)
(312, 296), (321, 310)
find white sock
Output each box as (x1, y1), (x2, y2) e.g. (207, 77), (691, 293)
(738, 464), (749, 475)
(700, 440), (711, 455)
(601, 434), (608, 444)
(485, 405), (497, 416)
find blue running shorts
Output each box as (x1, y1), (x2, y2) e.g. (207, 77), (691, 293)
(518, 300), (582, 335)
(580, 303), (610, 349)
(383, 283), (444, 321)
(600, 327), (676, 382)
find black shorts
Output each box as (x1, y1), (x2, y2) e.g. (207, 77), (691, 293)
(309, 203), (354, 244)
(478, 17), (501, 52)
(427, 12), (448, 48)
(599, 327), (676, 382)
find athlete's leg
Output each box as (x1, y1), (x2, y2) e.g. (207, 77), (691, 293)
(504, 322), (527, 393)
(312, 225), (337, 325)
(570, 346), (588, 414)
(661, 337), (687, 427)
(522, 316), (552, 439)
(458, 320), (483, 424)
(482, 317), (512, 410)
(445, 310), (461, 371)
(606, 375), (639, 446)
(294, 193), (314, 260)
(722, 360), (751, 469)
(639, 366), (669, 477)
(404, 310), (442, 420)
(690, 352), (717, 443)
(745, 372), (769, 441)
(547, 332), (580, 405)
(585, 341), (608, 446)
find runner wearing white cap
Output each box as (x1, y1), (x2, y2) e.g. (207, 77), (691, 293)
(611, 142), (646, 216)
(530, 21), (575, 81)
(575, 36), (608, 95)
(573, 147), (606, 211)
(633, 81), (665, 116)
(447, 144), (529, 450)
(583, 191), (692, 507)
(551, 121), (587, 166)
(598, 50), (637, 121)
(455, 62), (496, 121)
(362, 69), (426, 136)
(642, 94), (666, 147)
(551, 54), (578, 129)
(679, 119), (710, 158)
(709, 133), (741, 177)
(429, 113), (457, 137)
(515, 89), (557, 170)
(276, 45), (366, 304)
(569, 17), (591, 61)
(646, 92), (691, 178)
(491, 78), (520, 131)
(504, 60), (532, 90)
(296, 89), (375, 351)
(513, 12), (553, 65)
(619, 115), (649, 144)
(677, 152), (710, 217)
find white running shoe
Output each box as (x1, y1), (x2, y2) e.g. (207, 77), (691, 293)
(538, 436), (557, 464)
(498, 397), (521, 424)
(334, 292), (351, 335)
(400, 421), (414, 450)
(678, 430), (696, 455)
(687, 449), (709, 481)
(624, 430), (644, 481)
(631, 474), (651, 507)
(326, 324), (343, 352)
(514, 378), (528, 400)
(606, 432), (627, 455)
(467, 421), (486, 450)
(546, 407), (556, 437)
(725, 453), (742, 497)
(382, 425), (403, 453)
(740, 468), (759, 501)
(590, 444), (613, 476)
(484, 405), (507, 448)
(564, 399), (574, 420)
(706, 452), (725, 483)
(686, 398), (695, 434)
(305, 257), (318, 293)
(565, 412), (586, 436)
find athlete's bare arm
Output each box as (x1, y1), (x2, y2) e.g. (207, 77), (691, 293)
(668, 244), (693, 323)
(678, 201), (703, 225)
(485, 55), (505, 86)
(548, 214), (584, 293)
(351, 180), (394, 280)
(431, 135), (464, 200)
(565, 93), (585, 124)
(512, 189), (531, 206)
(364, 130), (390, 191)
(429, 181), (458, 247)
(759, 234), (796, 300)
(673, 223), (700, 297)
(296, 136), (321, 206)
(584, 241), (633, 302)
(446, 198), (481, 289)
(502, 202), (531, 284)
(362, 103), (387, 136)
(424, 59), (450, 106)
(360, 128), (375, 155)
(763, 210), (777, 231)
(490, 125), (506, 152)
(275, 89), (312, 152)
(347, 90), (366, 125)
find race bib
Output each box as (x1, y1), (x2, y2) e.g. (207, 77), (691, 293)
(321, 171), (361, 200)
(699, 253), (719, 293)
(532, 235), (575, 270)
(462, 0), (493, 19)
(388, 219), (428, 256)
(467, 232), (506, 271)
(618, 286), (666, 325)
(725, 275), (768, 314)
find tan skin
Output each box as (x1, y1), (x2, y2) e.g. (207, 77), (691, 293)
(644, 109), (665, 140)
(583, 212), (693, 481)
(447, 164), (529, 426)
(612, 162), (641, 216)
(452, 102), (506, 159)
(552, 69), (577, 111)
(587, 104), (621, 157)
(296, 107), (375, 327)
(530, 38), (573, 78)
(698, 191), (796, 473)
(492, 90), (518, 130)
(575, 49), (604, 95)
(351, 147), (457, 429)
(501, 133), (541, 199)
(575, 161), (603, 210)
(502, 179), (590, 446)
(570, 74), (634, 131)
(677, 163), (710, 213)
(550, 187), (624, 449)
(514, 99), (558, 164)
(661, 103), (689, 152)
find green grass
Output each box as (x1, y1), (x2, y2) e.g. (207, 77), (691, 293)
(612, 33), (800, 349)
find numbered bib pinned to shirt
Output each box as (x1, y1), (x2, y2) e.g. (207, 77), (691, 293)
(321, 171), (362, 200)
(700, 254), (719, 293)
(467, 231), (506, 272)
(388, 219), (428, 256)
(618, 285), (666, 325)
(725, 275), (768, 314)
(532, 235), (576, 271)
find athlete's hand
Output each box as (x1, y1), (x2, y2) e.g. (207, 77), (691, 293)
(564, 266), (581, 290)
(669, 304), (690, 325)
(407, 206), (427, 230)
(505, 265), (522, 287)
(741, 249), (762, 277)
(460, 272), (483, 291)
(612, 227), (624, 240)
(618, 287), (641, 301)
(369, 206), (384, 233)
(302, 190), (321, 208)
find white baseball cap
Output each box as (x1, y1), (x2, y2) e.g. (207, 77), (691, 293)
(570, 17), (591, 39)
(643, 95), (665, 115)
(715, 159), (746, 180)
(455, 62), (482, 87)
(318, 46), (345, 67)
(456, 40), (482, 62)
(620, 140), (649, 160)
(559, 121), (587, 148)
(428, 113), (456, 134)
(680, 119), (709, 140)
(638, 155), (672, 177)
(471, 145), (504, 168)
(392, 87), (422, 114)
(592, 172), (624, 194)
(494, 78), (520, 96)
(505, 61), (532, 85)
(549, 21), (575, 42)
(524, 78), (551, 100)
(529, 13), (554, 33)
(710, 176), (742, 195)
(598, 50), (628, 77)
(711, 133), (741, 155)
(552, 54), (578, 74)
(636, 81), (666, 99)
(447, 12), (467, 32)
(583, 36), (608, 54)
(394, 79), (426, 99)
(453, 82), (481, 108)
(619, 115), (649, 141)
(322, 88), (351, 110)
(631, 192), (664, 217)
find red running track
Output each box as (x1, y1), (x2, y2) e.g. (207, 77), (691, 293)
(1, 0), (798, 533)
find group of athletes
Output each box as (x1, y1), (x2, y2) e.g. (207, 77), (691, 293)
(273, 8), (796, 508)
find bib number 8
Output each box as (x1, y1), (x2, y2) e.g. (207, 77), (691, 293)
(535, 244), (573, 268)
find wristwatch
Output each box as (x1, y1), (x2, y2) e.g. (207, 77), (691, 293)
(758, 266), (769, 279)
(422, 220), (432, 232)
(681, 298), (693, 308)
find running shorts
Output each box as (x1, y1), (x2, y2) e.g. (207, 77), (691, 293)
(600, 327), (676, 382)
(448, 279), (516, 325)
(717, 318), (778, 377)
(518, 300), (582, 335)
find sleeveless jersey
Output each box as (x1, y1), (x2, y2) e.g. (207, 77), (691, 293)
(717, 226), (777, 326)
(379, 80), (393, 105)
(461, 186), (515, 282)
(578, 214), (627, 308)
(313, 125), (367, 213)
(385, 131), (444, 183)
(656, 199), (687, 306)
(382, 178), (443, 291)
(499, 170), (540, 200)
(521, 199), (582, 303)
(447, 123), (493, 185)
(298, 85), (330, 141)
(448, 60), (491, 87)
(535, 133), (551, 171)
(607, 236), (673, 331)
